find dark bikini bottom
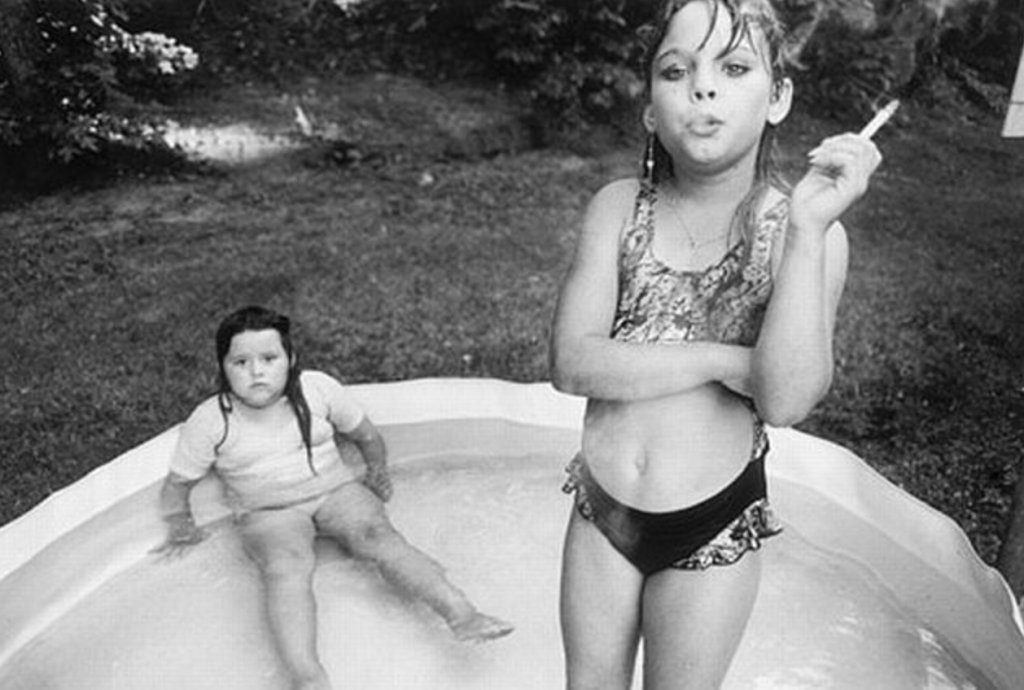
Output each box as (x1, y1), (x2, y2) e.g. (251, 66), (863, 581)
(562, 424), (781, 576)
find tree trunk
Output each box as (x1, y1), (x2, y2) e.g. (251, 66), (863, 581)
(989, 0), (1024, 79)
(997, 456), (1024, 601)
(0, 0), (45, 97)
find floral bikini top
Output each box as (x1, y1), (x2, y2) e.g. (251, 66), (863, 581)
(611, 181), (788, 347)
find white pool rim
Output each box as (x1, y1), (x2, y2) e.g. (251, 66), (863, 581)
(1, 378), (1021, 673)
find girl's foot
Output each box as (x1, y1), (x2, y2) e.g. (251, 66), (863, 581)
(295, 679), (331, 690)
(293, 669), (332, 690)
(449, 612), (514, 643)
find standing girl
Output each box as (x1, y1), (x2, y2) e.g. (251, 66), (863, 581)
(550, 0), (882, 687)
(156, 306), (512, 690)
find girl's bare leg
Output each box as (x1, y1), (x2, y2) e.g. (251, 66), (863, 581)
(560, 508), (644, 690)
(315, 481), (513, 642)
(641, 550), (762, 690)
(239, 509), (331, 690)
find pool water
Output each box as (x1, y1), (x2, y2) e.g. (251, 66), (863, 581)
(0, 449), (1002, 689)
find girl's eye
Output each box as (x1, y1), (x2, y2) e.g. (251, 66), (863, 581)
(724, 63), (751, 77)
(660, 64), (689, 80)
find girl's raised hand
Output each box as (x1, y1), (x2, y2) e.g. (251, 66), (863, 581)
(790, 133), (882, 235)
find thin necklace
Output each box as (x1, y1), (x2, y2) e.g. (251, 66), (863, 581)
(660, 188), (733, 250)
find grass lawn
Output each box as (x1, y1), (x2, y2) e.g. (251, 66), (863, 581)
(2, 72), (1023, 566)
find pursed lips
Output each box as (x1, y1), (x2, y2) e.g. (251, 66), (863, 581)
(688, 115), (724, 136)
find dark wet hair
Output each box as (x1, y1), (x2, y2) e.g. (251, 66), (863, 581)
(214, 305), (315, 473)
(640, 0), (796, 236)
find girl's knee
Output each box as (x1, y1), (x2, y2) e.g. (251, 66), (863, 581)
(567, 661), (634, 690)
(241, 533), (318, 580)
(339, 520), (405, 559)
(258, 549), (317, 582)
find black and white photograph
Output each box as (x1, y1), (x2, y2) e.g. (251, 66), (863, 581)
(1, 0), (1023, 687)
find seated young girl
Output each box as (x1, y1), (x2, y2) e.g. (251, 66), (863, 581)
(155, 305), (512, 690)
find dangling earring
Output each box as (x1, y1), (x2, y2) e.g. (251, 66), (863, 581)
(642, 134), (655, 183)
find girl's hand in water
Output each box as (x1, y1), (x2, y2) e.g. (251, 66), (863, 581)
(152, 514), (208, 559)
(790, 133), (881, 235)
(363, 464), (394, 502)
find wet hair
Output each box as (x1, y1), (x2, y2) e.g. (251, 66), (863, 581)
(640, 0), (796, 236)
(213, 305), (315, 473)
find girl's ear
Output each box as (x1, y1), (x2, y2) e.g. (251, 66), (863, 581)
(767, 77), (793, 126)
(643, 104), (656, 134)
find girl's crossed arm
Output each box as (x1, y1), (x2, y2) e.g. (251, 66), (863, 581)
(551, 179), (751, 402)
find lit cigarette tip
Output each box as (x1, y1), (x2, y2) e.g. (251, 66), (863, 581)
(859, 99), (900, 139)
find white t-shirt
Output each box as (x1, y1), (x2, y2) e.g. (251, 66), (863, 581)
(170, 370), (366, 510)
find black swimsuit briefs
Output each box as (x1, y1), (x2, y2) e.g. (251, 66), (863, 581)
(563, 422), (781, 575)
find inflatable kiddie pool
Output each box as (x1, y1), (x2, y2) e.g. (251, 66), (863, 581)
(1, 379), (1022, 689)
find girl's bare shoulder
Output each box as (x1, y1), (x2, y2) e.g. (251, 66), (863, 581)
(583, 177), (641, 237)
(187, 394), (224, 423)
(591, 177), (641, 210)
(176, 395), (227, 449)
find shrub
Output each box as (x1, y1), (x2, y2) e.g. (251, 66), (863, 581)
(938, 0), (1022, 90)
(348, 0), (649, 128)
(471, 1), (645, 124)
(346, 0), (1010, 129)
(153, 0), (367, 83)
(793, 0), (937, 121)
(0, 0), (198, 167)
(792, 0), (1016, 121)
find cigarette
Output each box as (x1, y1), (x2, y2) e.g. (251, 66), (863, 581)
(859, 99), (900, 139)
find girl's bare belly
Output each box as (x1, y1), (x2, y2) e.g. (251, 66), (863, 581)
(580, 385), (756, 511)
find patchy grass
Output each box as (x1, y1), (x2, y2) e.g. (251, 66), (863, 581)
(797, 104), (1024, 562)
(2, 73), (1023, 566)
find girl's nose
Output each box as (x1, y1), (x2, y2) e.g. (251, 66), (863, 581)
(691, 67), (718, 101)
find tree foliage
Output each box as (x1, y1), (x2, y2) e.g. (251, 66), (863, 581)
(0, 0), (1017, 191)
(343, 0), (1016, 126)
(345, 0), (653, 127)
(793, 0), (936, 119)
(792, 0), (1020, 121)
(0, 0), (198, 181)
